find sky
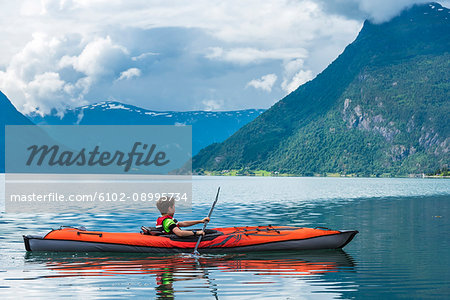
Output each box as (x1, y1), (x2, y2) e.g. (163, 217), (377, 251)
(0, 0), (448, 115)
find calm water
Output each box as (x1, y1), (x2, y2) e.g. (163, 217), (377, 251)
(1, 176), (449, 299)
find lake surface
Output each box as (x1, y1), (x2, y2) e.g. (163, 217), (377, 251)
(1, 175), (449, 299)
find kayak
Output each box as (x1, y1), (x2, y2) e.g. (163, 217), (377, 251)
(23, 226), (358, 253)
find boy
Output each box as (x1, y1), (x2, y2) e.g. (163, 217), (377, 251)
(155, 196), (209, 237)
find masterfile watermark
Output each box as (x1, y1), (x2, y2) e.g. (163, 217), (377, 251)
(5, 125), (192, 213)
(9, 191), (188, 202)
(5, 176), (192, 213)
(26, 142), (170, 172)
(6, 125), (191, 174)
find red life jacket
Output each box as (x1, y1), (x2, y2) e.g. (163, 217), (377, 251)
(156, 215), (178, 230)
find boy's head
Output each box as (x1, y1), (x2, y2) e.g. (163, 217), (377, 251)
(156, 196), (175, 215)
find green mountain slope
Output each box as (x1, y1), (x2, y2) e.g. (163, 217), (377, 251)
(193, 3), (450, 176)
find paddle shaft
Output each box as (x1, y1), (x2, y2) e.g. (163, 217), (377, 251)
(193, 187), (220, 254)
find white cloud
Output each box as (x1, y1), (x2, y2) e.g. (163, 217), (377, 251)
(0, 1), (363, 112)
(247, 74), (277, 92)
(318, 0), (439, 23)
(441, 1), (450, 8)
(61, 36), (129, 78)
(13, 1), (358, 46)
(28, 72), (64, 97)
(202, 99), (224, 111)
(282, 70), (314, 93)
(117, 68), (141, 81)
(206, 47), (308, 65)
(1, 0), (361, 68)
(1, 0), (441, 112)
(281, 59), (314, 93)
(354, 0), (429, 23)
(132, 52), (159, 61)
(20, 0), (45, 16)
(75, 110), (84, 125)
(0, 33), (133, 115)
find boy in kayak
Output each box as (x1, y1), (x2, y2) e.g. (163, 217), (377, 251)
(153, 196), (209, 237)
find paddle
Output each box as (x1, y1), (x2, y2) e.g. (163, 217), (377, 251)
(193, 187), (220, 256)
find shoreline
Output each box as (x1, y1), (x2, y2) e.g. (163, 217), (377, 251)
(1, 173), (448, 179)
(195, 170), (450, 179)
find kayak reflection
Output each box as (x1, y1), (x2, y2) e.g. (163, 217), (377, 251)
(25, 250), (355, 298)
(25, 250), (354, 277)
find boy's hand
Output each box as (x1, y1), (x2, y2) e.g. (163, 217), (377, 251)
(196, 230), (205, 236)
(201, 217), (210, 223)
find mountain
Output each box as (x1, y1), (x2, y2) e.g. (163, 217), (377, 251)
(29, 102), (265, 155)
(0, 91), (34, 172)
(193, 3), (450, 176)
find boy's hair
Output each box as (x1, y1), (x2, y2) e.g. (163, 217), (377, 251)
(156, 196), (175, 214)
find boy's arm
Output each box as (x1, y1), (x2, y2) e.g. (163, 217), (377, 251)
(172, 227), (204, 237)
(162, 219), (205, 236)
(177, 217), (210, 228)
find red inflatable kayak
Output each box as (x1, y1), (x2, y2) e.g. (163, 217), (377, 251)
(23, 226), (358, 253)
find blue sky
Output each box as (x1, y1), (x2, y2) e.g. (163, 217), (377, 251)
(0, 0), (448, 115)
